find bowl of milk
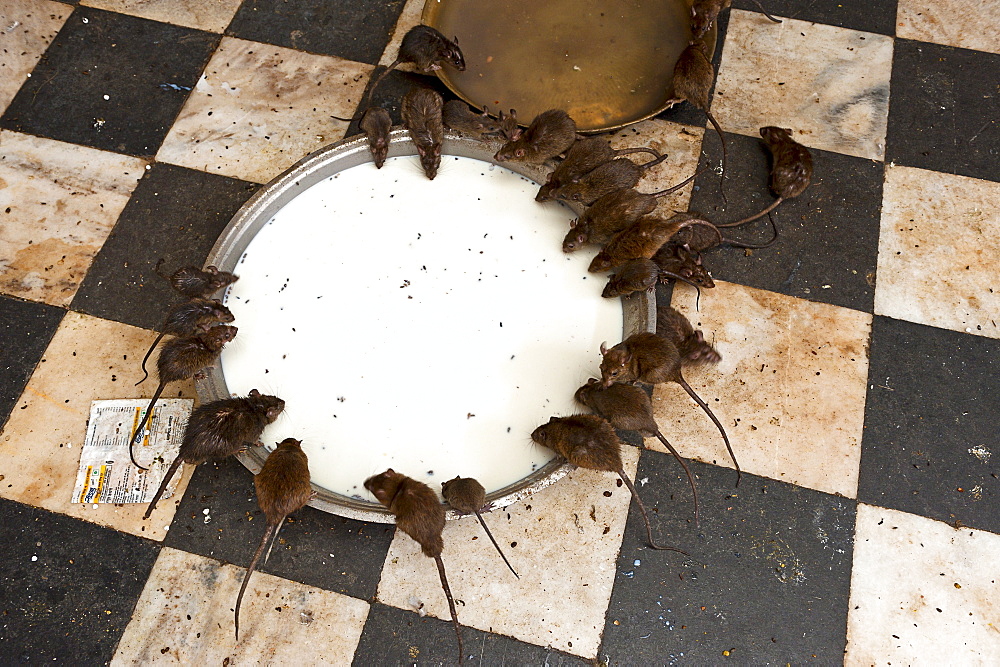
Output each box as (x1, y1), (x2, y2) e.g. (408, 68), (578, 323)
(200, 130), (654, 523)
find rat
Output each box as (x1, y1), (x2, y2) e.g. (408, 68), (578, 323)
(669, 39), (730, 204)
(441, 476), (519, 579)
(129, 325), (238, 470)
(366, 25), (465, 101)
(493, 109), (577, 164)
(691, 0), (781, 40)
(530, 415), (686, 553)
(442, 100), (503, 139)
(601, 257), (704, 299)
(588, 214), (713, 273)
(155, 259), (239, 299)
(552, 154), (671, 205)
(142, 389), (286, 519)
(359, 106), (392, 169)
(136, 298), (234, 386)
(717, 126), (813, 228)
(401, 87), (445, 180)
(599, 332), (740, 486)
(655, 305), (722, 366)
(574, 379), (700, 525)
(536, 138), (663, 202)
(651, 243), (716, 290)
(365, 469), (465, 665)
(497, 108), (520, 141)
(235, 437), (314, 641)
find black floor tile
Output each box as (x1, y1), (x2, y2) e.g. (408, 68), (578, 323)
(733, 0), (898, 35)
(858, 316), (1000, 534)
(353, 602), (589, 666)
(688, 130), (883, 313)
(227, 0), (405, 65)
(0, 497), (160, 663)
(601, 452), (856, 664)
(163, 457), (395, 601)
(0, 295), (64, 431)
(70, 163), (258, 331)
(0, 7), (218, 158)
(886, 39), (1000, 184)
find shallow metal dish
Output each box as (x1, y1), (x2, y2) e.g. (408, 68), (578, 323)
(199, 132), (654, 523)
(422, 0), (717, 132)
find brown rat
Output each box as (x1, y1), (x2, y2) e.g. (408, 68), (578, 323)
(441, 476), (519, 579)
(652, 243), (716, 290)
(574, 379), (700, 525)
(136, 298), (234, 386)
(530, 415), (686, 553)
(536, 138), (662, 202)
(494, 109), (577, 164)
(155, 259), (238, 299)
(401, 87), (445, 180)
(359, 106), (392, 169)
(552, 154), (671, 205)
(588, 214), (712, 273)
(718, 126), (813, 228)
(691, 0), (780, 40)
(366, 25), (465, 101)
(601, 258), (703, 298)
(129, 325), (238, 470)
(142, 389), (286, 519)
(235, 437), (314, 641)
(442, 100), (503, 139)
(599, 332), (740, 486)
(497, 108), (520, 141)
(365, 469), (464, 665)
(655, 305), (722, 366)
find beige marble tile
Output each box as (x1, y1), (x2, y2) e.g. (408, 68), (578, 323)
(156, 37), (373, 184)
(113, 547), (369, 664)
(376, 446), (643, 659)
(0, 0), (70, 114)
(875, 165), (1000, 340)
(378, 0), (425, 69)
(897, 0), (1000, 55)
(0, 311), (196, 540)
(607, 119), (704, 215)
(845, 504), (1000, 664)
(0, 131), (147, 306)
(80, 0), (242, 33)
(649, 281), (871, 498)
(713, 10), (893, 161)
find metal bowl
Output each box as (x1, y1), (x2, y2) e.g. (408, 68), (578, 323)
(199, 132), (654, 523)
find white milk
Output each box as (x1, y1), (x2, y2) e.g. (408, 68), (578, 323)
(220, 155), (622, 500)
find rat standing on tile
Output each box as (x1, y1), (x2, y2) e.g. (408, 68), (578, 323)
(551, 153), (671, 205)
(235, 437), (314, 641)
(441, 476), (519, 578)
(535, 138), (662, 202)
(690, 0), (781, 40)
(155, 259), (238, 299)
(366, 25), (465, 100)
(493, 109), (577, 164)
(136, 298), (234, 386)
(358, 106), (393, 168)
(365, 469), (465, 665)
(401, 87), (445, 180)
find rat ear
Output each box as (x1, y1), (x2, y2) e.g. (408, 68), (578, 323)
(600, 341), (609, 356)
(249, 388), (260, 397)
(569, 218), (578, 228)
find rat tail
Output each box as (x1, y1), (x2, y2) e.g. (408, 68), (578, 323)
(135, 332), (167, 386)
(235, 522), (276, 642)
(639, 153), (670, 170)
(474, 510), (519, 579)
(434, 555), (465, 665)
(705, 111), (728, 206)
(143, 455), (184, 520)
(364, 59), (401, 108)
(653, 432), (700, 527)
(615, 146), (662, 161)
(154, 258), (171, 282)
(263, 517), (285, 565)
(722, 212), (779, 249)
(676, 376), (741, 487)
(650, 168), (702, 198)
(618, 470), (689, 554)
(750, 0), (783, 23)
(716, 196), (783, 228)
(130, 383), (165, 471)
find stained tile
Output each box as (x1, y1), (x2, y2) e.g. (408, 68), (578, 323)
(354, 602), (591, 666)
(733, 0), (899, 35)
(875, 165), (1000, 338)
(79, 0), (242, 33)
(71, 162), (258, 331)
(602, 456), (856, 664)
(0, 0), (70, 114)
(650, 281), (871, 498)
(845, 504), (1000, 664)
(156, 37), (371, 184)
(689, 130), (884, 313)
(886, 39), (1000, 183)
(0, 131), (147, 306)
(0, 7), (218, 157)
(713, 10), (893, 161)
(0, 311), (197, 539)
(375, 447), (640, 659)
(896, 0), (1000, 55)
(858, 316), (1000, 534)
(163, 456), (396, 601)
(0, 497), (160, 663)
(227, 0), (405, 65)
(0, 294), (63, 430)
(113, 547), (369, 663)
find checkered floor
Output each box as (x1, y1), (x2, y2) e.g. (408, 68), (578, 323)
(1, 0), (998, 664)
